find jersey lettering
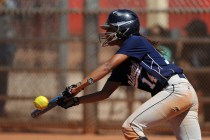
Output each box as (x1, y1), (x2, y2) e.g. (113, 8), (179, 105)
(127, 60), (141, 87)
(142, 78), (155, 89)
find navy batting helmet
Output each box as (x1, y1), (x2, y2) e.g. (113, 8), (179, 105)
(99, 9), (140, 47)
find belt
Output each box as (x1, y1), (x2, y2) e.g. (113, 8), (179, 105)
(167, 73), (186, 81)
(177, 73), (186, 79)
(162, 73), (187, 89)
(165, 73), (187, 87)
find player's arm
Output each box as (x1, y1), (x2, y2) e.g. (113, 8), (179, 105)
(71, 54), (128, 94)
(79, 80), (121, 103)
(57, 80), (121, 109)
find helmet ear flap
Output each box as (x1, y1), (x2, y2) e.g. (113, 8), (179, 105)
(116, 33), (122, 38)
(116, 28), (129, 39)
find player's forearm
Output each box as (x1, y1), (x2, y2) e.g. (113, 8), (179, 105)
(79, 91), (110, 104)
(79, 81), (120, 104)
(72, 54), (128, 94)
(72, 62), (112, 94)
(83, 62), (112, 85)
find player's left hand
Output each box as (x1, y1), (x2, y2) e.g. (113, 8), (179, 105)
(57, 97), (80, 109)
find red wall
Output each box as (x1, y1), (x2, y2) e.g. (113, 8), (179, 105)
(68, 0), (146, 35)
(68, 0), (84, 35)
(68, 0), (210, 36)
(169, 0), (210, 35)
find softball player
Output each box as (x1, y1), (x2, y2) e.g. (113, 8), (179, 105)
(57, 9), (202, 140)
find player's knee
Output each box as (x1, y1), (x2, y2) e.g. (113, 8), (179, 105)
(121, 126), (136, 140)
(122, 119), (146, 140)
(122, 126), (148, 140)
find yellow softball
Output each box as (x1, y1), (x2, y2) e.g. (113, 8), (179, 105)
(33, 96), (49, 110)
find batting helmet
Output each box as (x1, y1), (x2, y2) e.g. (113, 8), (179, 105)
(99, 9), (140, 47)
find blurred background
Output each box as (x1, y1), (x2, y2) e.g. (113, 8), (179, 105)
(0, 0), (210, 137)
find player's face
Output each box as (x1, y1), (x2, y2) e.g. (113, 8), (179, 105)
(99, 28), (120, 47)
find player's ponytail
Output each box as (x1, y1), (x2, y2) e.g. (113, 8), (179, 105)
(139, 34), (163, 55)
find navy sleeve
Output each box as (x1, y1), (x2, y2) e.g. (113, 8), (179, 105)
(108, 68), (124, 83)
(116, 36), (148, 60)
(108, 60), (131, 85)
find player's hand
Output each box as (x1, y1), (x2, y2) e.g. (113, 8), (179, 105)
(62, 82), (81, 98)
(57, 97), (80, 109)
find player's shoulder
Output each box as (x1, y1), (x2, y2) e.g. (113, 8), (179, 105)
(123, 35), (146, 46)
(126, 35), (145, 41)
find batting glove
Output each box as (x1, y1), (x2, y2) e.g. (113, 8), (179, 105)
(57, 97), (80, 109)
(62, 84), (79, 98)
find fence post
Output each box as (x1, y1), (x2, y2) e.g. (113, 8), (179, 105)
(59, 0), (68, 87)
(83, 0), (99, 134)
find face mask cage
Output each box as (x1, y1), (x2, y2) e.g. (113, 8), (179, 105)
(99, 31), (118, 47)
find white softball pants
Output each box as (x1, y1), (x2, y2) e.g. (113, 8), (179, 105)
(122, 74), (202, 140)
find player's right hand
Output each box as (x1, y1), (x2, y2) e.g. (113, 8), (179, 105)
(62, 82), (81, 97)
(62, 84), (77, 98)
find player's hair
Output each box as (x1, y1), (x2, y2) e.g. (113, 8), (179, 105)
(137, 34), (163, 55)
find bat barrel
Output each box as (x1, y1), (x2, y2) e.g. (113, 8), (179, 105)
(31, 104), (56, 118)
(31, 95), (62, 118)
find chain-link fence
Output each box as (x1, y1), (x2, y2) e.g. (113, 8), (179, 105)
(0, 0), (210, 135)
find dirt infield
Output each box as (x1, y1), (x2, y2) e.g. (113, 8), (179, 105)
(0, 132), (209, 140)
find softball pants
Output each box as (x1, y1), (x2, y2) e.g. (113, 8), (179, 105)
(122, 74), (202, 140)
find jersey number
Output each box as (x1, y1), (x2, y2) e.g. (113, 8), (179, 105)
(142, 78), (155, 89)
